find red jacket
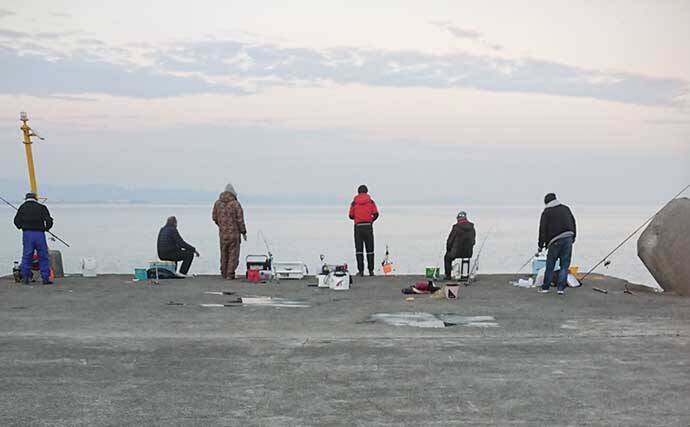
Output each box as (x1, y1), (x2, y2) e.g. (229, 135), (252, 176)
(349, 193), (380, 224)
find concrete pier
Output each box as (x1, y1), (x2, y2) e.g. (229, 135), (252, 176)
(1, 274), (688, 426)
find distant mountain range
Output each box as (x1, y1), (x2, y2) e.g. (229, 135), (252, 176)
(0, 179), (345, 205)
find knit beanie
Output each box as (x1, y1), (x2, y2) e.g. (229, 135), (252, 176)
(25, 193), (37, 200)
(544, 193), (557, 204)
(357, 185), (368, 194)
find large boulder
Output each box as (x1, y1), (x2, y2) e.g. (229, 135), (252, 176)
(638, 198), (690, 296)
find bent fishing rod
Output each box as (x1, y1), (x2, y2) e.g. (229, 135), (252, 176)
(0, 195), (71, 247)
(579, 183), (690, 283)
(470, 224), (494, 276)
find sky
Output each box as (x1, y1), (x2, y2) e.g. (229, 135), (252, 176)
(0, 0), (688, 205)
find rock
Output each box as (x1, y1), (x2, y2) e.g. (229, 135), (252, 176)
(638, 198), (690, 296)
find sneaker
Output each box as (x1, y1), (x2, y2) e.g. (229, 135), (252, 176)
(42, 279), (54, 285)
(175, 272), (188, 278)
(368, 270), (375, 277)
(557, 290), (565, 296)
(537, 289), (550, 294)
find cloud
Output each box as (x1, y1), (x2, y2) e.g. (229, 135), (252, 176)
(0, 29), (24, 38)
(432, 21), (482, 39)
(0, 9), (14, 19)
(0, 46), (246, 98)
(0, 37), (687, 106)
(151, 40), (688, 106)
(0, 28), (80, 40)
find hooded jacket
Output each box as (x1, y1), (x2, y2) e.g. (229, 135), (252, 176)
(212, 191), (247, 240)
(349, 193), (379, 225)
(14, 200), (53, 232)
(446, 219), (476, 259)
(539, 200), (576, 249)
(157, 224), (195, 259)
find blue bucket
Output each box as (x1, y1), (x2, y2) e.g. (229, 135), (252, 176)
(134, 268), (148, 280)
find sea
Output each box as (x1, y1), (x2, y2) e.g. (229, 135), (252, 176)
(0, 204), (661, 289)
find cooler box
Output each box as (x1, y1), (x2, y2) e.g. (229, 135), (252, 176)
(149, 260), (177, 274)
(246, 255), (271, 271)
(247, 269), (261, 283)
(532, 255), (559, 276)
(274, 262), (308, 280)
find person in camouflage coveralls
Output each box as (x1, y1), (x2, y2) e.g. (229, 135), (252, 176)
(212, 184), (247, 279)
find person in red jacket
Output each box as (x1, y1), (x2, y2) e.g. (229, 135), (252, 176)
(348, 185), (380, 276)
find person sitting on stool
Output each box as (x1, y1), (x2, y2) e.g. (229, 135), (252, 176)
(157, 216), (199, 277)
(444, 211), (476, 280)
(14, 192), (54, 285)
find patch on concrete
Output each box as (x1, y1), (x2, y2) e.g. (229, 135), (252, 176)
(201, 296), (310, 308)
(368, 312), (498, 328)
(638, 197), (690, 295)
(561, 320), (578, 330)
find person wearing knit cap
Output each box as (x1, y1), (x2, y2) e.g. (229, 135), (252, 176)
(213, 183), (247, 279)
(443, 211), (476, 280)
(13, 193), (54, 284)
(348, 184), (380, 276)
(537, 193), (577, 295)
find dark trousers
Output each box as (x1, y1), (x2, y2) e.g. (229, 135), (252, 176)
(21, 230), (50, 281)
(161, 249), (194, 275)
(354, 223), (375, 273)
(542, 236), (573, 291)
(444, 253), (462, 278)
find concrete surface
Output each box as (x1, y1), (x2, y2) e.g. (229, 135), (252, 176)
(1, 273), (689, 426)
(639, 197), (690, 296)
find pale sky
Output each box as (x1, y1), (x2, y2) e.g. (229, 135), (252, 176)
(0, 0), (688, 204)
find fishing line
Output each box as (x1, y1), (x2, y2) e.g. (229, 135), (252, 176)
(0, 195), (70, 247)
(579, 183), (689, 283)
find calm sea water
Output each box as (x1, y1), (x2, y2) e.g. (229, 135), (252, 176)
(0, 204), (660, 289)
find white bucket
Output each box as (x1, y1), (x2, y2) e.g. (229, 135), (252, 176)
(328, 272), (351, 290)
(445, 284), (460, 299)
(317, 274), (329, 288)
(81, 257), (97, 277)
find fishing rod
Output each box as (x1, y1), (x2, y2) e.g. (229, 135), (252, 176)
(256, 230), (278, 282)
(470, 224), (494, 276)
(579, 183), (690, 283)
(517, 254), (535, 273)
(257, 230), (273, 258)
(0, 195), (71, 247)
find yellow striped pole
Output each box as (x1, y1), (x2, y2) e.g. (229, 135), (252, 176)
(19, 112), (38, 197)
